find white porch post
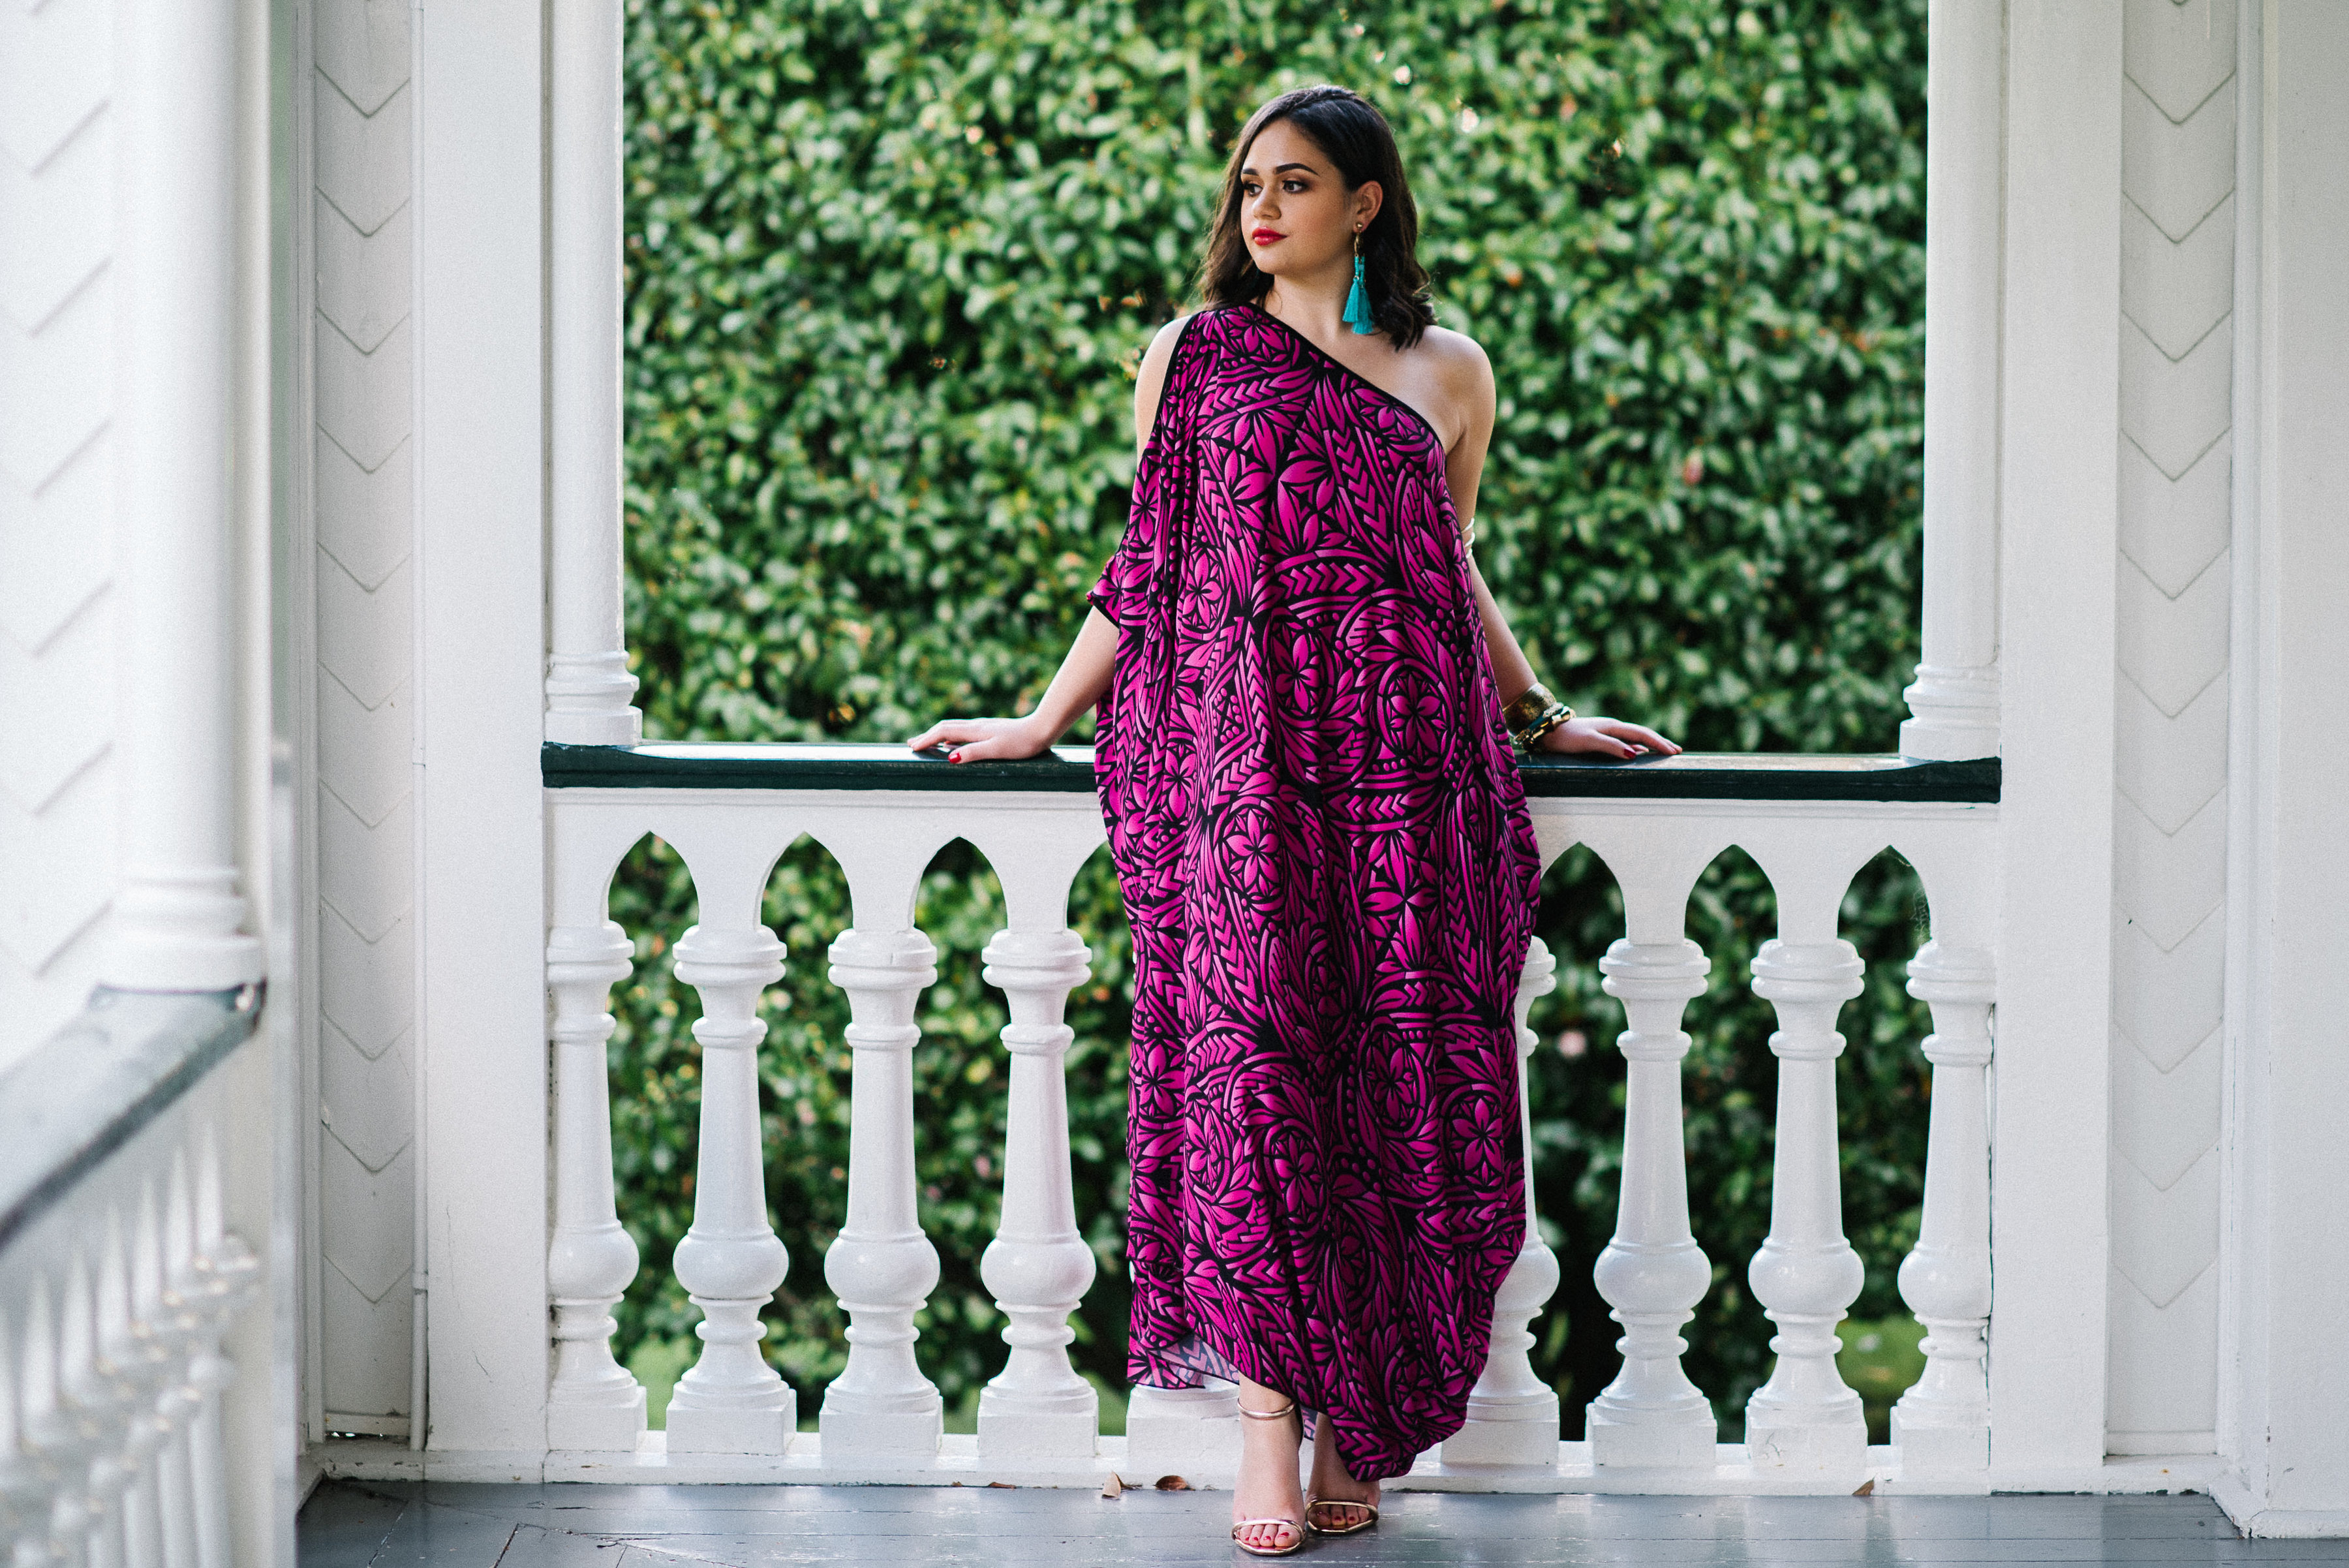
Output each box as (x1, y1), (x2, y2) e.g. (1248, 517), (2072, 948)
(1900, 0), (2005, 763)
(544, 0), (641, 745)
(106, 0), (262, 991)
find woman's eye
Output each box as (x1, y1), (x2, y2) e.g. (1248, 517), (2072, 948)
(1283, 181), (1307, 193)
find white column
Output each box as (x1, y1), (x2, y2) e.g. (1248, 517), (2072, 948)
(1742, 932), (1869, 1477)
(664, 920), (793, 1454)
(106, 0), (261, 990)
(544, 920), (647, 1451)
(818, 926), (947, 1460)
(1584, 936), (1719, 1469)
(1900, 0), (2004, 761)
(974, 927), (1098, 1463)
(1443, 937), (1564, 1466)
(1890, 940), (1995, 1477)
(544, 0), (641, 745)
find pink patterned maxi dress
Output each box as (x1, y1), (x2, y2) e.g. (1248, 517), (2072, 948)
(1087, 303), (1544, 1481)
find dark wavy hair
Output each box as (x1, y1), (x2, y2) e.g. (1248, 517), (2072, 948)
(1199, 85), (1435, 349)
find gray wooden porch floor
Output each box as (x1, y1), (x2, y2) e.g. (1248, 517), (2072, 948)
(299, 1479), (2349, 1565)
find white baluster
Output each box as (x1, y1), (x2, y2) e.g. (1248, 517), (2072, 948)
(819, 927), (945, 1461)
(1742, 935), (1868, 1476)
(664, 919), (795, 1454)
(544, 920), (648, 1452)
(974, 927), (1098, 1464)
(1585, 936), (1719, 1469)
(56, 1255), (104, 1565)
(153, 1158), (197, 1568)
(1444, 937), (1563, 1466)
(185, 1127), (254, 1568)
(122, 1183), (170, 1568)
(1890, 940), (1996, 1476)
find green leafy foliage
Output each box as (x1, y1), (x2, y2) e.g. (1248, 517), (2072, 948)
(613, 0), (1930, 1435)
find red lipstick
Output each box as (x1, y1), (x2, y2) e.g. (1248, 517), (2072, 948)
(1250, 228), (1284, 246)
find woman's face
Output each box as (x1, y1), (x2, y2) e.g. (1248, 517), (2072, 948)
(1238, 119), (1381, 281)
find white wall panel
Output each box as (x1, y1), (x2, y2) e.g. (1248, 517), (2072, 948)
(2109, 0), (2235, 1454)
(305, 0), (418, 1436)
(0, 0), (118, 1068)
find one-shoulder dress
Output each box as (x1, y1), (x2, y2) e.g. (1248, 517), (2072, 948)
(1086, 302), (1544, 1481)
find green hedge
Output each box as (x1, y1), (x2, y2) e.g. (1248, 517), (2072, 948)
(614, 0), (1929, 1436)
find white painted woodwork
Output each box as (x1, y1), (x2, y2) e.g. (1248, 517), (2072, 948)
(2214, 1), (2349, 1534)
(544, 0), (640, 745)
(532, 784), (1995, 1494)
(0, 0), (121, 1065)
(1901, 0), (2004, 762)
(412, 0), (555, 1459)
(1738, 832), (1875, 1481)
(661, 822), (795, 1455)
(104, 0), (261, 994)
(1, 1027), (272, 1562)
(1441, 936), (1564, 1466)
(817, 925), (945, 1460)
(970, 814), (1106, 1465)
(1890, 938), (1995, 1479)
(544, 920), (647, 1451)
(1986, 0), (2123, 1488)
(2108, 0), (2235, 1457)
(305, 0), (420, 1439)
(1576, 813), (1725, 1470)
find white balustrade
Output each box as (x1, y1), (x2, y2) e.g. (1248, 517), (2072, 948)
(1739, 833), (1876, 1479)
(1888, 827), (1997, 1483)
(662, 824), (795, 1454)
(544, 919), (648, 1452)
(971, 815), (1108, 1465)
(1585, 934), (1718, 1468)
(1, 996), (267, 1563)
(1442, 936), (1565, 1466)
(538, 760), (2002, 1494)
(818, 923), (946, 1460)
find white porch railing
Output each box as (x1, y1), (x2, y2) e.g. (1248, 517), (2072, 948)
(536, 743), (1997, 1494)
(0, 989), (271, 1563)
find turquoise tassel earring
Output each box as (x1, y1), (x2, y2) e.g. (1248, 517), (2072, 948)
(1342, 227), (1374, 334)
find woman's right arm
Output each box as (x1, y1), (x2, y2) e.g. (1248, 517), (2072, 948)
(904, 315), (1189, 764)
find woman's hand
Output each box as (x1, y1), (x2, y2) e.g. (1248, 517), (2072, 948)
(904, 714), (1057, 763)
(1539, 715), (1681, 761)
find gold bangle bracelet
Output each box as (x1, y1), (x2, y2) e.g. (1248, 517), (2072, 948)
(1513, 701), (1575, 750)
(1503, 683), (1556, 733)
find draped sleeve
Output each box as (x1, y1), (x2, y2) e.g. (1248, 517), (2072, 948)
(1085, 313), (1205, 630)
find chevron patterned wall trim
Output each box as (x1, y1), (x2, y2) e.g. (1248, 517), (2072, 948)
(2107, 0), (2235, 1457)
(308, 0), (418, 1438)
(0, 0), (122, 1071)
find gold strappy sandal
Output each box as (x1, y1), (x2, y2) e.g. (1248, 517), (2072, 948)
(1230, 1398), (1305, 1558)
(1304, 1494), (1380, 1537)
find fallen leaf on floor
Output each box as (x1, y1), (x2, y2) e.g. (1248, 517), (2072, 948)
(1155, 1475), (1191, 1491)
(987, 1481), (1017, 1489)
(1852, 1479), (1876, 1496)
(1101, 1473), (1125, 1499)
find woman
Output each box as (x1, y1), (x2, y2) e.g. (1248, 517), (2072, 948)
(910, 85), (1677, 1556)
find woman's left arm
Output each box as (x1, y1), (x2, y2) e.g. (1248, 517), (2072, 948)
(1442, 341), (1681, 761)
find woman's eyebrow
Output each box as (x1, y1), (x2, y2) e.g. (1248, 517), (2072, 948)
(1240, 162), (1321, 176)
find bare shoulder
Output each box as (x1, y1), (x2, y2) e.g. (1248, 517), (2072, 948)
(1133, 312), (1197, 445)
(1404, 323), (1494, 444)
(1409, 323), (1494, 395)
